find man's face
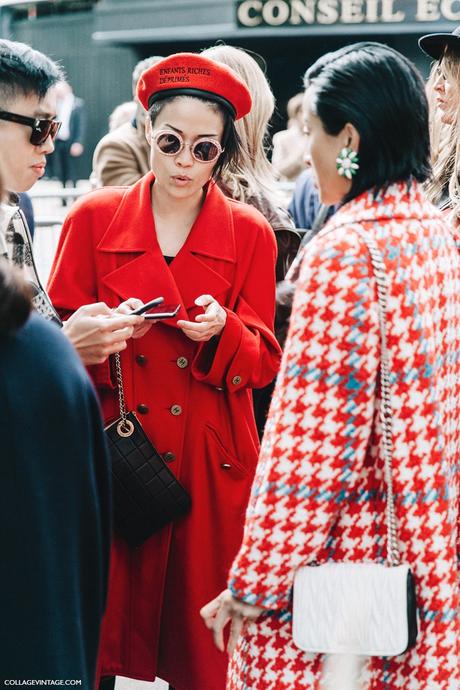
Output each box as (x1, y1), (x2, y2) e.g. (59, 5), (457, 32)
(0, 89), (57, 193)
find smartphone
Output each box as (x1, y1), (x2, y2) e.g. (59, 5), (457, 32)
(143, 304), (181, 320)
(130, 297), (164, 316)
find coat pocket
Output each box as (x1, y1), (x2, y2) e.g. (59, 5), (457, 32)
(204, 423), (251, 480)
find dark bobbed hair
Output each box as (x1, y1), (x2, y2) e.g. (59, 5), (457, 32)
(148, 95), (241, 179)
(0, 261), (31, 338)
(0, 39), (63, 106)
(304, 42), (431, 203)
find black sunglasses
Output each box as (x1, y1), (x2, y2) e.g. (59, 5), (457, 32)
(0, 110), (61, 146)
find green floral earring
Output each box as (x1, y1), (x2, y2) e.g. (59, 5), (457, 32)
(336, 147), (359, 179)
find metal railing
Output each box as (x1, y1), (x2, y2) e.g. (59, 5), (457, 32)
(30, 180), (297, 228)
(29, 185), (90, 227)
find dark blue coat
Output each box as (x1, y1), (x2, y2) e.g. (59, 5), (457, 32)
(0, 314), (111, 686)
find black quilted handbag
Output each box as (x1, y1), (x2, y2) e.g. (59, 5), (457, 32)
(105, 353), (191, 547)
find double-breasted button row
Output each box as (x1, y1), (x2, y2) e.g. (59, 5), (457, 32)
(137, 404), (149, 415)
(136, 354), (148, 367)
(163, 451), (176, 463)
(176, 356), (188, 369)
(170, 404), (182, 416)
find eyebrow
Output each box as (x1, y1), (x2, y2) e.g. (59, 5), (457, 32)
(163, 123), (220, 138)
(34, 109), (56, 119)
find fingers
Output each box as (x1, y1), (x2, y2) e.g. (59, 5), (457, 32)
(116, 298), (144, 315)
(227, 614), (245, 657)
(195, 294), (215, 308)
(132, 322), (155, 339)
(212, 603), (232, 653)
(73, 302), (113, 317)
(195, 302), (220, 322)
(200, 596), (222, 628)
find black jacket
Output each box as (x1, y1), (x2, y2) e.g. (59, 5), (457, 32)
(0, 313), (111, 686)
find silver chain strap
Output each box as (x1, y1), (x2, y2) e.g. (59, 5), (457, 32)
(353, 228), (400, 567)
(114, 352), (134, 437)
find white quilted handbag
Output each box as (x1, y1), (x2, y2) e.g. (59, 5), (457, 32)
(292, 229), (418, 657)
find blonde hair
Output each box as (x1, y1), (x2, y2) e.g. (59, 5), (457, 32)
(425, 50), (460, 222)
(201, 44), (279, 202)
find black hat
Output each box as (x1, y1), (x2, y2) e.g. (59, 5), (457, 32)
(419, 25), (460, 60)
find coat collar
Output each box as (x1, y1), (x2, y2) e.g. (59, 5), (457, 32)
(97, 172), (235, 320)
(323, 180), (440, 235)
(97, 171), (235, 261)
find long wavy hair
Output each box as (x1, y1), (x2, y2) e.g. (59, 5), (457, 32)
(425, 49), (460, 221)
(201, 44), (279, 203)
(0, 173), (31, 337)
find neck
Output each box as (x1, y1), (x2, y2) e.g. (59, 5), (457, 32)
(151, 182), (206, 221)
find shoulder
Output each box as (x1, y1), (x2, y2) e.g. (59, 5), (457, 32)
(226, 196), (277, 247)
(2, 313), (88, 384)
(66, 185), (128, 219)
(227, 195), (273, 230)
(94, 123), (137, 153)
(300, 217), (370, 280)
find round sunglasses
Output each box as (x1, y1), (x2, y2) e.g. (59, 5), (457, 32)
(0, 110), (61, 146)
(152, 130), (224, 163)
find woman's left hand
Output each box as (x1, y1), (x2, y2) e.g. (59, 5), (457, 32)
(200, 589), (263, 656)
(177, 294), (227, 342)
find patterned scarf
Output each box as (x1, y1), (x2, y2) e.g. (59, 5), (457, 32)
(0, 198), (61, 324)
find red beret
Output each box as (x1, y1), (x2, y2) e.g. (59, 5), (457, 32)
(136, 52), (252, 120)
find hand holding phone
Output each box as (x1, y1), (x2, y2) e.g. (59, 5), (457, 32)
(130, 297), (164, 316)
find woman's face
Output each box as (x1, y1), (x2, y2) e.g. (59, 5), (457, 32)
(303, 89), (353, 206)
(433, 60), (459, 125)
(147, 97), (224, 202)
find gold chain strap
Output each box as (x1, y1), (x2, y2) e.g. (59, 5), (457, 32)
(114, 352), (134, 437)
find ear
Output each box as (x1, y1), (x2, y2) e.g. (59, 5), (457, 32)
(343, 122), (360, 152)
(145, 116), (152, 145)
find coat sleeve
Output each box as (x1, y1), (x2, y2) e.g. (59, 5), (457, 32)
(191, 219), (282, 391)
(228, 230), (380, 609)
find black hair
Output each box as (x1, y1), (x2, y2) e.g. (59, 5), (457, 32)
(148, 95), (241, 179)
(0, 39), (63, 106)
(304, 42), (431, 203)
(0, 261), (31, 338)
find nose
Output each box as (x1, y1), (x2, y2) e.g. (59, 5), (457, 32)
(175, 143), (194, 167)
(39, 134), (55, 155)
(433, 71), (445, 93)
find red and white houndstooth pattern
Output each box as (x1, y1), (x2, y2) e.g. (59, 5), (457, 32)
(228, 182), (460, 689)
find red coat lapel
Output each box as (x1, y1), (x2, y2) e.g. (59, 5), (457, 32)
(97, 174), (235, 325)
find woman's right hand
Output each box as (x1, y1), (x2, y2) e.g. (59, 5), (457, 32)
(115, 298), (155, 339)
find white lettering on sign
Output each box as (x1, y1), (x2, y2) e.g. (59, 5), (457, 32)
(440, 0), (460, 20)
(381, 0), (405, 21)
(316, 0), (339, 23)
(237, 0), (460, 26)
(416, 0), (440, 19)
(342, 0), (365, 22)
(237, 0), (263, 25)
(262, 0), (291, 24)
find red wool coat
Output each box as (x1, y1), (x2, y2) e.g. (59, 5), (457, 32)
(47, 172), (281, 689)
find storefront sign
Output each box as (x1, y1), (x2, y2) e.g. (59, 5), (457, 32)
(236, 0), (460, 28)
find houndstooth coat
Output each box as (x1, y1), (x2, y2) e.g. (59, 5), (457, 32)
(228, 181), (460, 690)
